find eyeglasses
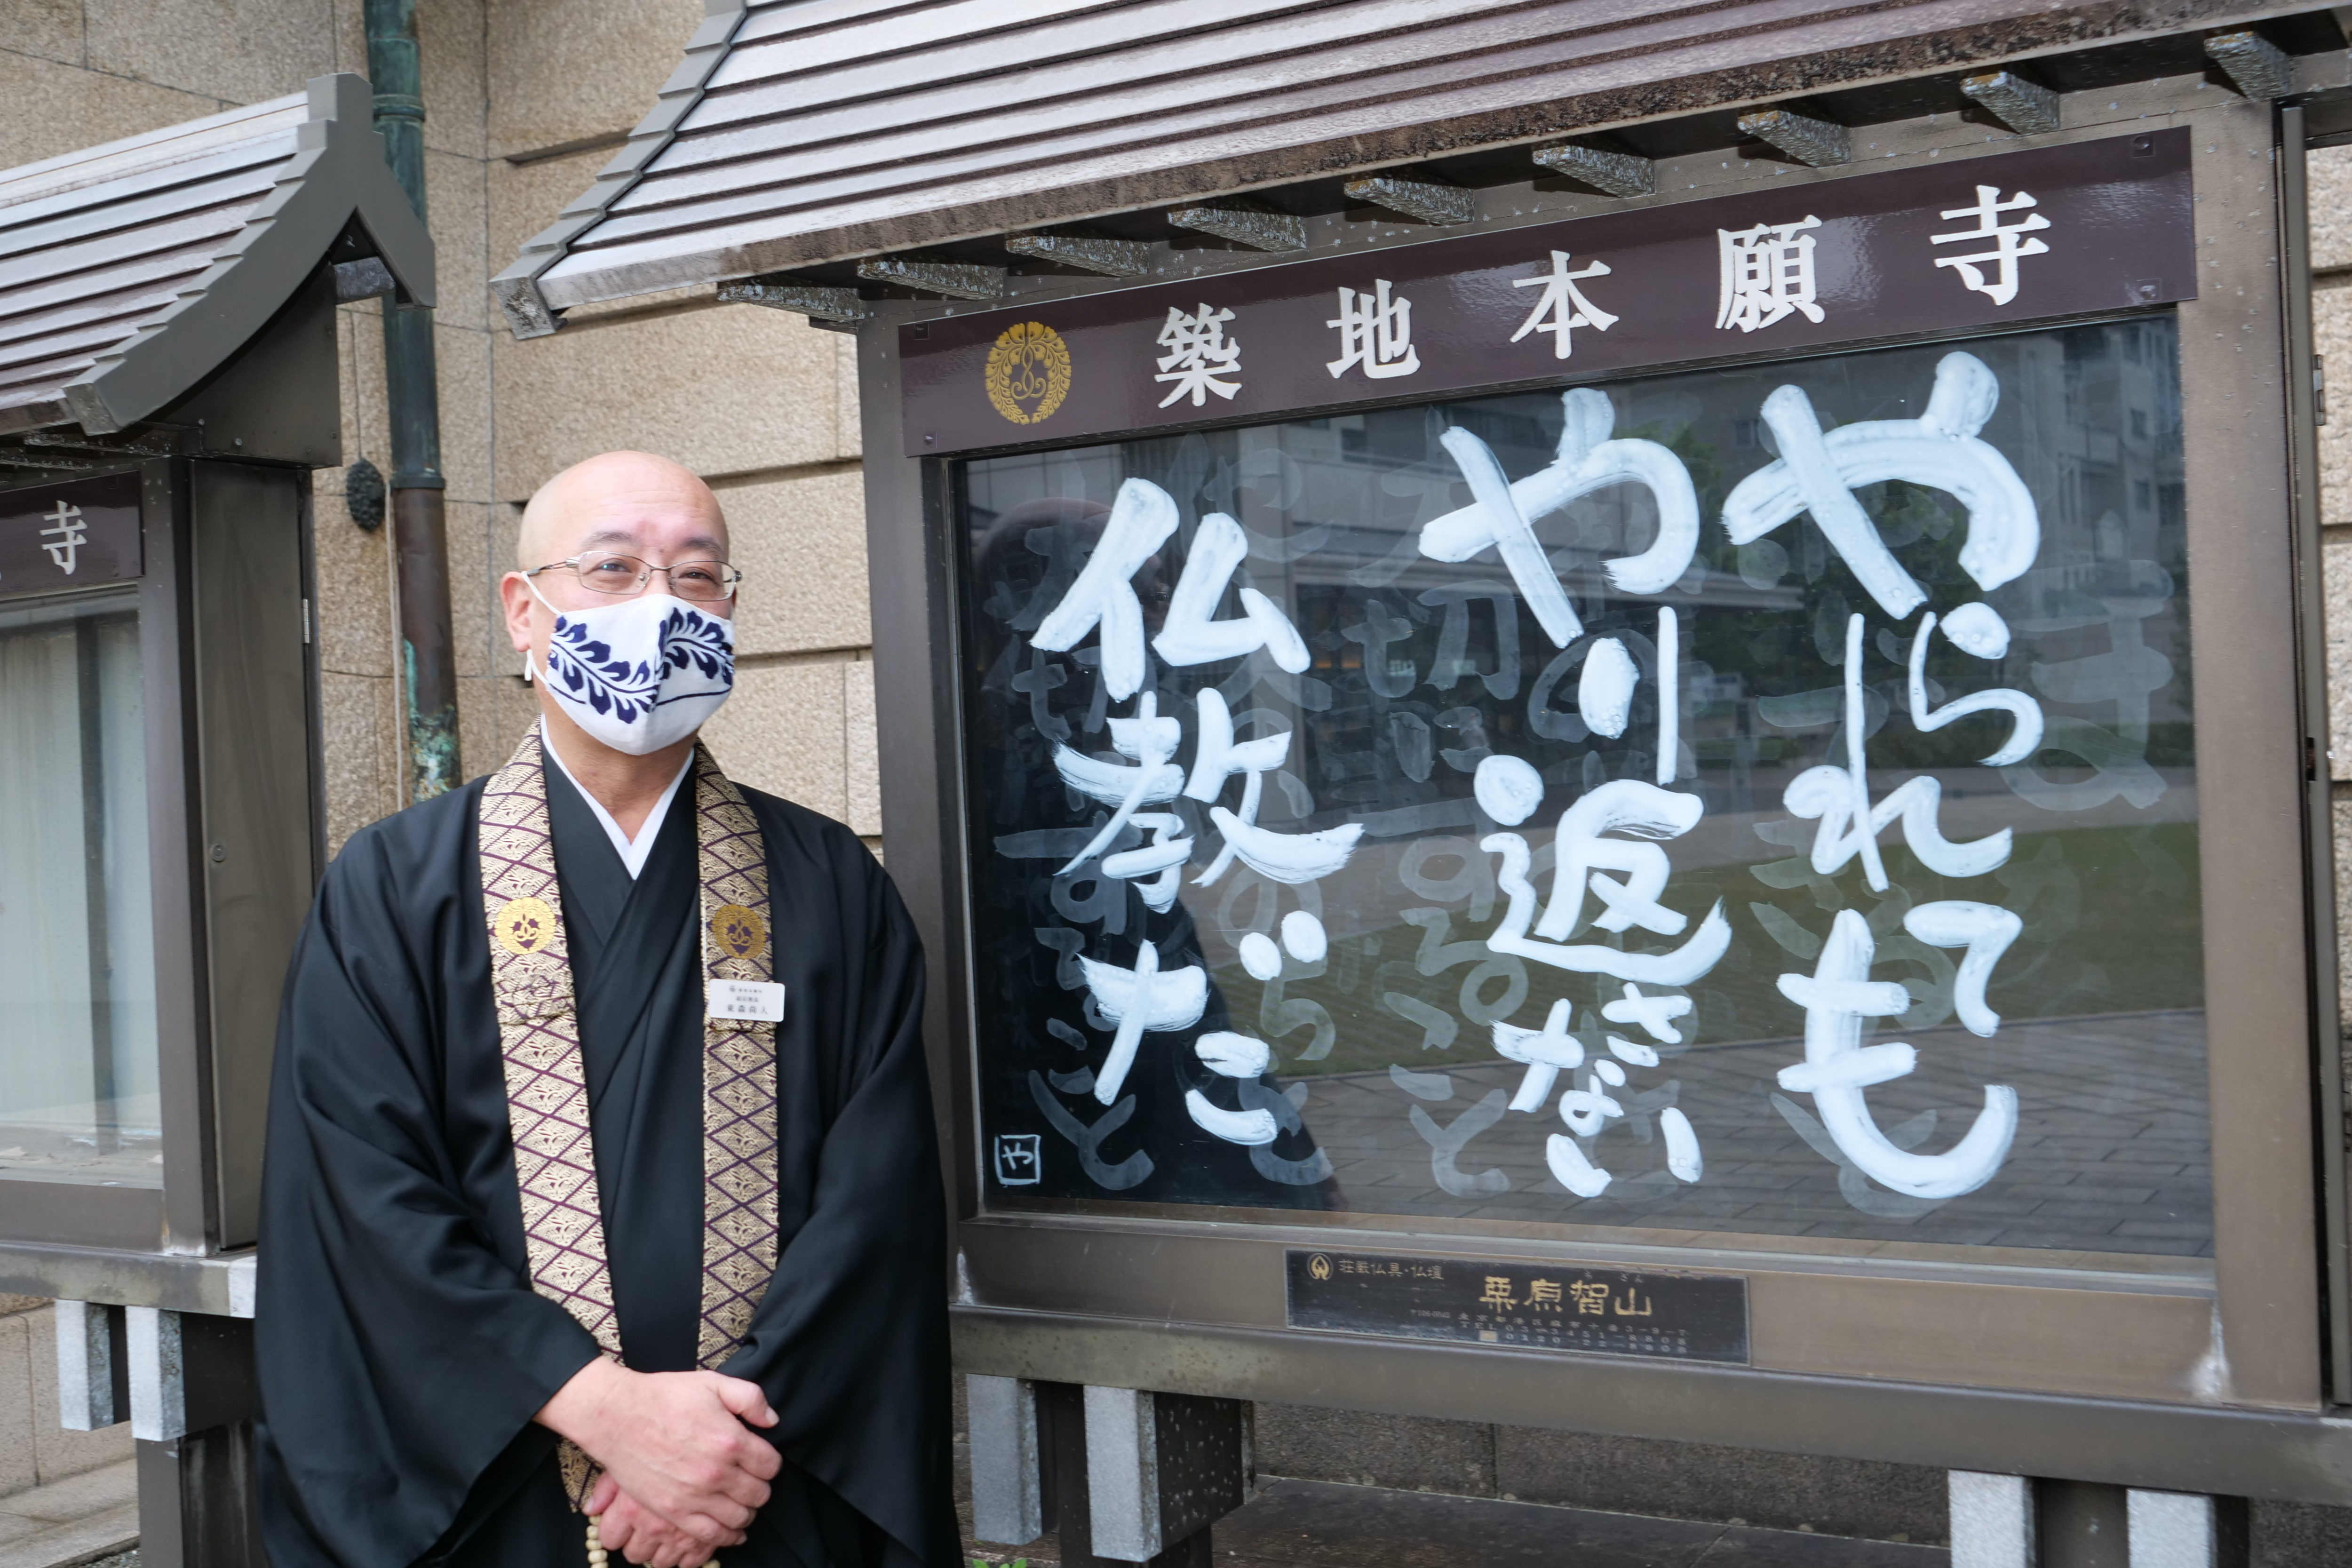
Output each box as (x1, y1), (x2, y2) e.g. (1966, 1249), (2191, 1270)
(525, 553), (743, 602)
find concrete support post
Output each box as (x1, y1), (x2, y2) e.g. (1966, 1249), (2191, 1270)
(137, 1426), (260, 1568)
(54, 1299), (121, 1430)
(1084, 1386), (1163, 1562)
(967, 1373), (1044, 1545)
(2127, 1489), (2249, 1568)
(128, 1313), (260, 1568)
(127, 1305), (185, 1442)
(1954, 1473), (2250, 1568)
(1950, 1471), (2034, 1568)
(1030, 1383), (1251, 1568)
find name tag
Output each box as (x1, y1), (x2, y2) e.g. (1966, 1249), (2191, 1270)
(708, 979), (787, 1022)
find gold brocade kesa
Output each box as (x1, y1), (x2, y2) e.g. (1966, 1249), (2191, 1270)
(984, 320), (1072, 425)
(476, 728), (781, 1515)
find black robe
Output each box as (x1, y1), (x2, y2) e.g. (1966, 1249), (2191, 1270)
(254, 765), (956, 1568)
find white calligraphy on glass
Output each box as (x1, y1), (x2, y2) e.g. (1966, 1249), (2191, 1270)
(1154, 302), (1244, 408)
(1930, 185), (2050, 307)
(1076, 940), (1208, 1104)
(1049, 691), (1183, 876)
(1022, 480), (1359, 1169)
(1781, 613), (2025, 894)
(1773, 907), (2020, 1199)
(1326, 278), (1420, 380)
(1152, 511), (1311, 673)
(1420, 388), (1700, 646)
(1029, 477), (1176, 701)
(1186, 688), (1362, 886)
(1478, 771), (1733, 986)
(1510, 250), (1617, 360)
(1489, 991), (1702, 1197)
(1721, 351), (2039, 621)
(1716, 215), (1824, 333)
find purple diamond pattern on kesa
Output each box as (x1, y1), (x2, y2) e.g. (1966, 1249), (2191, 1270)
(478, 730), (783, 1512)
(691, 752), (781, 1364)
(479, 729), (624, 1506)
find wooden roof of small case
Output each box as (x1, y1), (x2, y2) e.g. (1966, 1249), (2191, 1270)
(0, 72), (433, 438)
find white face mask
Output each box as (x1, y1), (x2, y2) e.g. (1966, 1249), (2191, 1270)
(528, 581), (736, 755)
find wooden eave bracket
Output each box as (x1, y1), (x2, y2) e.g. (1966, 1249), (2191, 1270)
(1531, 143), (1654, 198)
(1738, 107), (1850, 167)
(1343, 174), (1473, 225)
(1005, 231), (1155, 277)
(2204, 30), (2292, 99)
(1960, 71), (2061, 135)
(854, 256), (1007, 299)
(1167, 202), (1306, 252)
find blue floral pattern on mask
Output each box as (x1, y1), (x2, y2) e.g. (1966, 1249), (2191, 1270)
(544, 602), (735, 724)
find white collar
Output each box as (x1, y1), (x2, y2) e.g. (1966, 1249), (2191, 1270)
(539, 724), (693, 881)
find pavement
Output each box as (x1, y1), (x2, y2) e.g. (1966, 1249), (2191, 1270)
(965, 1477), (1948, 1568)
(0, 1461), (135, 1568)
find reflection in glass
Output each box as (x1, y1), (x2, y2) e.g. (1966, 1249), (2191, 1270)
(0, 589), (160, 1186)
(959, 318), (2206, 1264)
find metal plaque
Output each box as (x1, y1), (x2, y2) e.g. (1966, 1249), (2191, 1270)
(904, 129), (2193, 456)
(1286, 1250), (1749, 1363)
(0, 472), (142, 601)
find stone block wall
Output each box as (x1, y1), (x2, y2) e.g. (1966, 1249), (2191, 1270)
(2310, 145), (2352, 1030)
(0, 1300), (131, 1499)
(1252, 1404), (1947, 1544)
(318, 0), (881, 853)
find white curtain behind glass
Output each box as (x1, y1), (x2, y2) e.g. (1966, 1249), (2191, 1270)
(0, 592), (159, 1182)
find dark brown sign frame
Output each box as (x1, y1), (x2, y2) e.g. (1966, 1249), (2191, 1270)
(900, 129), (2194, 458)
(0, 471), (142, 601)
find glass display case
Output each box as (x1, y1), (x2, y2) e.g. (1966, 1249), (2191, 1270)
(0, 461), (317, 1254)
(861, 93), (2352, 1498)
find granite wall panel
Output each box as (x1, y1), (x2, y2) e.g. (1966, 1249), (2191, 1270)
(720, 468), (870, 657)
(485, 0), (699, 159)
(700, 661), (849, 823)
(492, 305), (848, 496)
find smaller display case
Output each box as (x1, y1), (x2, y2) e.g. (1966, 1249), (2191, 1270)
(0, 72), (432, 1568)
(0, 460), (316, 1258)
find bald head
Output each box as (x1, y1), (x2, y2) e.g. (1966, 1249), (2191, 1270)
(517, 450), (728, 570)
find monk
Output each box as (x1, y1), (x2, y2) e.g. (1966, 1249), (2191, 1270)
(255, 452), (955, 1568)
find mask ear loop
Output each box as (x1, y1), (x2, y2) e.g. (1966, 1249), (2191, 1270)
(521, 572), (562, 685)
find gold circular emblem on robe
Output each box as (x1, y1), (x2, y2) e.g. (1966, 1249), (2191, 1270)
(983, 321), (1071, 425)
(493, 895), (558, 955)
(709, 903), (767, 960)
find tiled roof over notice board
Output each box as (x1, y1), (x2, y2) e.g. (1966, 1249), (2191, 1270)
(493, 0), (2318, 335)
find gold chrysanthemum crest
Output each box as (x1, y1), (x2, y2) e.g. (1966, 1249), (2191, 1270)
(984, 320), (1072, 425)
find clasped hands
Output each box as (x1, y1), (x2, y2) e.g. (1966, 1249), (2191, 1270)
(539, 1358), (779, 1568)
